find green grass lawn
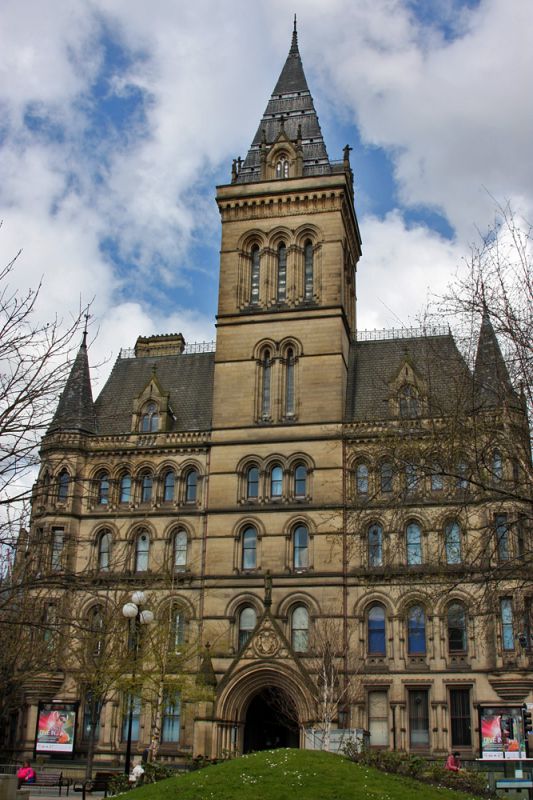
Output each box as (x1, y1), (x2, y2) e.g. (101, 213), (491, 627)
(128, 749), (483, 800)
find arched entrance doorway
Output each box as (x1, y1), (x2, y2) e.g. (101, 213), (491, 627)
(215, 660), (314, 757)
(243, 688), (299, 752)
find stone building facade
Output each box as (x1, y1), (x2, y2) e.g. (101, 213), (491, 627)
(13, 25), (532, 764)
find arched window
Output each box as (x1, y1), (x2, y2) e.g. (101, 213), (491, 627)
(261, 349), (271, 419)
(185, 469), (198, 503)
(406, 522), (422, 565)
(294, 464), (307, 497)
(270, 465), (283, 498)
(405, 463), (419, 493)
(431, 463), (444, 491)
(135, 531), (150, 572)
(57, 470), (69, 502)
(447, 603), (467, 653)
(96, 471), (110, 505)
(293, 525), (309, 570)
(82, 690), (102, 743)
(368, 524), (383, 567)
(242, 527), (257, 570)
(304, 240), (313, 300)
(277, 243), (287, 302)
(492, 449), (503, 482)
(368, 604), (386, 655)
(276, 156), (289, 179)
(399, 385), (419, 418)
(119, 474), (132, 504)
(173, 529), (188, 571)
(285, 348), (295, 416)
(445, 522), (462, 564)
(89, 605), (104, 657)
(356, 464), (369, 495)
(456, 460), (468, 490)
(291, 606), (309, 652)
(51, 528), (64, 571)
(495, 513), (509, 561)
(42, 603), (56, 648)
(380, 462), (393, 493)
(97, 530), (112, 571)
(163, 470), (175, 502)
(500, 598), (514, 651)
(140, 402), (159, 433)
(407, 606), (426, 655)
(140, 471), (153, 503)
(172, 607), (186, 648)
(250, 245), (260, 304)
(239, 606), (256, 648)
(161, 691), (181, 743)
(246, 466), (259, 499)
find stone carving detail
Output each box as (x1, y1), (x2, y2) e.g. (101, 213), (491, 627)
(254, 628), (280, 657)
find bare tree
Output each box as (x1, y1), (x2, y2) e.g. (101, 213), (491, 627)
(0, 247), (88, 509)
(265, 618), (363, 752)
(343, 202), (532, 666)
(0, 239), (89, 753)
(68, 592), (133, 779)
(435, 200), (532, 422)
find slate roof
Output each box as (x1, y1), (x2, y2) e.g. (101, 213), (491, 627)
(61, 329), (512, 436)
(48, 336), (96, 434)
(345, 334), (473, 421)
(236, 23), (331, 183)
(93, 352), (215, 435)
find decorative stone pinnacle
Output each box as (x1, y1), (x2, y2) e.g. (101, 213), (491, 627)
(290, 15), (299, 54)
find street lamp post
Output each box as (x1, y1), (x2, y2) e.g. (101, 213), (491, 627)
(122, 591), (154, 776)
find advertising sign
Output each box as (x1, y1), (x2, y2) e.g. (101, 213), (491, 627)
(35, 702), (77, 754)
(480, 707), (526, 760)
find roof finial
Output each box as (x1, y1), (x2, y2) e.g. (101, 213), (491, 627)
(290, 14), (299, 54)
(82, 309), (90, 347)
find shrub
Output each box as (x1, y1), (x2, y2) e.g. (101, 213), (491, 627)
(108, 774), (130, 796)
(143, 761), (174, 784)
(424, 763), (493, 796)
(343, 745), (495, 798)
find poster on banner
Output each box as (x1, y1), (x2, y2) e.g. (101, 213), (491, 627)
(480, 707), (526, 760)
(35, 702), (77, 754)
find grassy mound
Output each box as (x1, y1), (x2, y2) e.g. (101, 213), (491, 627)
(128, 749), (483, 800)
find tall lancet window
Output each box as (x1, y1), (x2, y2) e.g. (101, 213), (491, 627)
(261, 349), (271, 419)
(250, 245), (260, 305)
(276, 157), (289, 179)
(277, 243), (287, 302)
(285, 348), (295, 416)
(304, 240), (313, 300)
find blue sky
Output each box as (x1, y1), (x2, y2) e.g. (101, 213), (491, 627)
(1, 0), (532, 388)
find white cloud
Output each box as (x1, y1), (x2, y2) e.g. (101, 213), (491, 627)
(357, 211), (463, 330)
(0, 0), (531, 401)
(301, 0), (533, 237)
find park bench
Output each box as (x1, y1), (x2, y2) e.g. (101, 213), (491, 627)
(73, 772), (115, 800)
(33, 772), (71, 795)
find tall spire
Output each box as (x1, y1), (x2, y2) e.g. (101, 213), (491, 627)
(290, 14), (298, 54)
(48, 334), (96, 434)
(236, 20), (331, 183)
(473, 305), (514, 408)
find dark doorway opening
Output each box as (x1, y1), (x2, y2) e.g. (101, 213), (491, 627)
(243, 688), (299, 753)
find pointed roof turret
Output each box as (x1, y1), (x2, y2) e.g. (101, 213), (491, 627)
(236, 20), (333, 183)
(473, 305), (514, 408)
(48, 332), (96, 434)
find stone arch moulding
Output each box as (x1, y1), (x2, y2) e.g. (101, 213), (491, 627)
(215, 661), (314, 727)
